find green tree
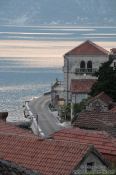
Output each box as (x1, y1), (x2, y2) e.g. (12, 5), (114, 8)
(90, 57), (116, 101)
(73, 99), (87, 116)
(60, 103), (71, 121)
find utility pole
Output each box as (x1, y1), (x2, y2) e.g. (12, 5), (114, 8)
(71, 101), (73, 121)
(69, 96), (73, 121)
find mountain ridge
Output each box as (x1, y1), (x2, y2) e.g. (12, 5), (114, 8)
(0, 0), (116, 26)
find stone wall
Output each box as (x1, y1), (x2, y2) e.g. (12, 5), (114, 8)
(86, 99), (109, 112)
(77, 152), (108, 174)
(64, 54), (109, 103)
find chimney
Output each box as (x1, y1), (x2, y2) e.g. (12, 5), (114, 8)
(0, 112), (8, 122)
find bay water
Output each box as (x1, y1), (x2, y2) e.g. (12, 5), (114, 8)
(0, 25), (116, 121)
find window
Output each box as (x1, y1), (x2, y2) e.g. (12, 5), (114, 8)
(87, 162), (94, 172)
(87, 61), (92, 72)
(80, 61), (85, 69)
(80, 61), (85, 73)
(75, 68), (78, 74)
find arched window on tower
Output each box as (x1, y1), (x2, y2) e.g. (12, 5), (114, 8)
(80, 61), (85, 73)
(87, 61), (92, 73)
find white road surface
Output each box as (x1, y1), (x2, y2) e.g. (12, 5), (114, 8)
(29, 95), (68, 137)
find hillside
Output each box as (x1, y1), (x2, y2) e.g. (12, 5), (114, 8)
(0, 0), (116, 26)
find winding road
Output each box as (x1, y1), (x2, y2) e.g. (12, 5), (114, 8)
(29, 95), (68, 137)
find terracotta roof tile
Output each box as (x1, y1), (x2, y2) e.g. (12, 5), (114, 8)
(0, 122), (110, 174)
(65, 40), (109, 56)
(0, 133), (91, 175)
(0, 159), (40, 175)
(53, 128), (116, 164)
(0, 121), (36, 138)
(88, 92), (113, 105)
(73, 111), (116, 130)
(73, 111), (116, 137)
(0, 121), (100, 175)
(70, 79), (96, 93)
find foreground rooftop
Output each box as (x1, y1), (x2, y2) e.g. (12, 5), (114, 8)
(0, 120), (110, 175)
(53, 128), (116, 165)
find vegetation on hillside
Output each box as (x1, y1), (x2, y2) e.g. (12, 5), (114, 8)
(90, 56), (116, 101)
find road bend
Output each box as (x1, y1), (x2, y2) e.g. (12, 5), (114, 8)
(29, 95), (65, 137)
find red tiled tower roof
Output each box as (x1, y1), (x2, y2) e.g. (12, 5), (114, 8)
(70, 79), (96, 93)
(65, 40), (109, 56)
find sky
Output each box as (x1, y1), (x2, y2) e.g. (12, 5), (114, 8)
(0, 0), (116, 26)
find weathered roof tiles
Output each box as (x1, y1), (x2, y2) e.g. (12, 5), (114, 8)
(88, 91), (113, 105)
(70, 79), (96, 93)
(0, 121), (36, 138)
(0, 133), (91, 175)
(65, 40), (109, 56)
(53, 128), (116, 164)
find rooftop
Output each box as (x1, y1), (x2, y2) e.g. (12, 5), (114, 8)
(72, 112), (116, 136)
(88, 91), (113, 105)
(52, 80), (64, 91)
(0, 159), (40, 175)
(53, 128), (116, 164)
(70, 79), (96, 93)
(0, 132), (92, 175)
(0, 121), (104, 175)
(65, 40), (109, 56)
(0, 121), (36, 138)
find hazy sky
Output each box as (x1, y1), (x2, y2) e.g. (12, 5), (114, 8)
(0, 0), (116, 25)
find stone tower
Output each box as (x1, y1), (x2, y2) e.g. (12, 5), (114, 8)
(63, 40), (109, 104)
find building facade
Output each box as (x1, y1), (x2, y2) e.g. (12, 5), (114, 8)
(70, 79), (96, 104)
(63, 40), (109, 104)
(51, 80), (64, 108)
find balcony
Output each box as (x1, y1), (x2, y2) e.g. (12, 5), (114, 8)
(75, 68), (98, 74)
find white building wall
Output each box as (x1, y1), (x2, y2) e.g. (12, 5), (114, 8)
(75, 152), (108, 175)
(72, 93), (88, 104)
(64, 54), (109, 104)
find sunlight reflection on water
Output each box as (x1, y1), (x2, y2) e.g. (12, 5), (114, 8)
(0, 25), (116, 121)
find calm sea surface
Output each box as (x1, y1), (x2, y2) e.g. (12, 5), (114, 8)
(0, 25), (116, 121)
